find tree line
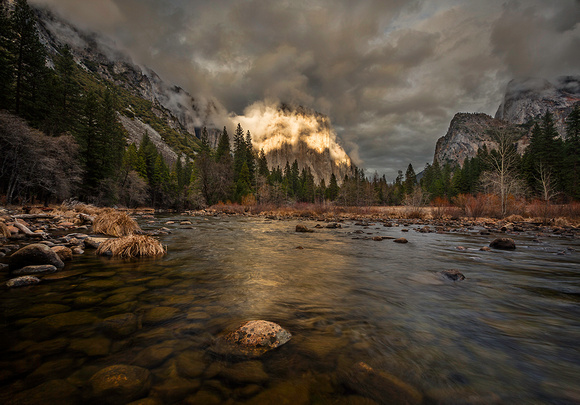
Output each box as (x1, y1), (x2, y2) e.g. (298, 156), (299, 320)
(1, 0), (578, 212)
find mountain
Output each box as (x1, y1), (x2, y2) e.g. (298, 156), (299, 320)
(434, 76), (580, 166)
(246, 104), (352, 184)
(495, 76), (580, 135)
(33, 6), (353, 183)
(33, 5), (222, 162)
(433, 113), (516, 166)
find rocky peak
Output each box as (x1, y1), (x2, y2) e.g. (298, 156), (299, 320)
(434, 113), (513, 166)
(495, 76), (580, 136)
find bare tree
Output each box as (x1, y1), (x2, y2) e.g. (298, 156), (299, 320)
(481, 129), (525, 217)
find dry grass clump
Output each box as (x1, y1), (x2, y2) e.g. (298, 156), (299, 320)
(93, 210), (141, 237)
(0, 221), (10, 238)
(96, 234), (166, 258)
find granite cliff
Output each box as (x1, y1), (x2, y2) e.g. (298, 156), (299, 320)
(434, 76), (580, 166)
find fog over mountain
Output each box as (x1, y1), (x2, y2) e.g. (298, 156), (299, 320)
(30, 0), (580, 179)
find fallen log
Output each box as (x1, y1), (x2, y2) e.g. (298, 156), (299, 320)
(12, 220), (46, 239)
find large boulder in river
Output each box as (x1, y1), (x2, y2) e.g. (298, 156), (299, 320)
(489, 238), (516, 250)
(51, 246), (73, 261)
(8, 243), (64, 271)
(89, 364), (151, 405)
(212, 320), (291, 358)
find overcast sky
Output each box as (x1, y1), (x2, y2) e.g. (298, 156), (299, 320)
(31, 0), (580, 179)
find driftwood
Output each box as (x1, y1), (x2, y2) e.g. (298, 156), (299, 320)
(12, 214), (56, 220)
(12, 219), (46, 239)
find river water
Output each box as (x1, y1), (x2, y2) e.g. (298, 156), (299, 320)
(1, 215), (579, 404)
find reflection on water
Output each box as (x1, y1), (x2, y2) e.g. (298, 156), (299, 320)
(1, 215), (579, 404)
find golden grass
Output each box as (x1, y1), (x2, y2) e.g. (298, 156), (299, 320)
(93, 210), (141, 237)
(96, 234), (166, 258)
(0, 221), (10, 238)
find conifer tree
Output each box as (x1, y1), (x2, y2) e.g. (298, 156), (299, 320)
(245, 130), (255, 186)
(0, 0), (14, 109)
(11, 0), (48, 121)
(257, 148), (269, 178)
(215, 126), (231, 162)
(404, 163), (416, 195)
(326, 173), (339, 201)
(233, 123), (245, 181)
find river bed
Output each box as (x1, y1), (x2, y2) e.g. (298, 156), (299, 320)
(1, 215), (579, 404)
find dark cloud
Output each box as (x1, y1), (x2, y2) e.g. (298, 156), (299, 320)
(31, 0), (580, 179)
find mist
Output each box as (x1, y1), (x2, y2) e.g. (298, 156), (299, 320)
(30, 0), (580, 179)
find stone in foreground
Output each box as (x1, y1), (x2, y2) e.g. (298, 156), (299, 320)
(489, 238), (516, 250)
(213, 320), (291, 358)
(8, 243), (64, 271)
(89, 364), (151, 405)
(6, 275), (41, 288)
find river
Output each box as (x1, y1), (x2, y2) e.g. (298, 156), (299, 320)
(1, 215), (579, 404)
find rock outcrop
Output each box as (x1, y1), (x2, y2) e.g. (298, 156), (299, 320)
(495, 76), (580, 135)
(434, 76), (580, 167)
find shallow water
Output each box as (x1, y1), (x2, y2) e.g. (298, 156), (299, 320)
(1, 216), (579, 404)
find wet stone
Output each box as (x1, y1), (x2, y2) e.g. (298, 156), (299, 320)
(176, 350), (207, 378)
(440, 270), (466, 282)
(250, 379), (311, 405)
(184, 389), (222, 405)
(102, 313), (138, 338)
(394, 237), (408, 244)
(133, 344), (174, 368)
(489, 237), (516, 250)
(20, 311), (99, 341)
(73, 295), (103, 308)
(343, 362), (422, 405)
(112, 286), (148, 296)
(43, 269), (87, 281)
(146, 278), (174, 288)
(6, 275), (41, 288)
(150, 376), (201, 403)
(13, 303), (70, 318)
(51, 246), (73, 261)
(220, 361), (269, 384)
(225, 320), (292, 357)
(69, 336), (111, 356)
(102, 293), (137, 306)
(25, 337), (69, 356)
(8, 243), (65, 271)
(143, 306), (180, 324)
(89, 365), (151, 405)
(83, 279), (124, 289)
(8, 379), (80, 405)
(12, 264), (57, 276)
(26, 357), (78, 386)
(186, 311), (210, 320)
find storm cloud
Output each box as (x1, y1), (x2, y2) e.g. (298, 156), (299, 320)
(31, 0), (580, 179)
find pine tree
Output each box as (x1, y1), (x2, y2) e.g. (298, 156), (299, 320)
(200, 126), (211, 154)
(257, 148), (269, 178)
(326, 173), (339, 201)
(0, 0), (14, 110)
(245, 130), (255, 187)
(564, 104), (580, 199)
(233, 123), (245, 182)
(47, 45), (80, 135)
(404, 163), (416, 195)
(215, 126), (231, 162)
(11, 0), (48, 121)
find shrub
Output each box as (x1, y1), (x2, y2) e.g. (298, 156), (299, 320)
(93, 210), (141, 237)
(96, 234), (166, 258)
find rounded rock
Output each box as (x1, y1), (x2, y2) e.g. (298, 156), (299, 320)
(89, 364), (151, 405)
(489, 238), (516, 250)
(8, 243), (64, 271)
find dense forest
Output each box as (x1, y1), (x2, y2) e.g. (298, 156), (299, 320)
(0, 0), (579, 213)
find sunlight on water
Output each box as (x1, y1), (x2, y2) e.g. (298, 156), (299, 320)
(0, 215), (579, 404)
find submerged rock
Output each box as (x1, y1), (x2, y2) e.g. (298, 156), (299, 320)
(6, 275), (41, 288)
(489, 238), (516, 250)
(12, 264), (57, 276)
(394, 238), (408, 244)
(439, 270), (466, 281)
(8, 243), (64, 271)
(343, 362), (422, 405)
(102, 313), (138, 338)
(296, 224), (314, 233)
(89, 365), (151, 405)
